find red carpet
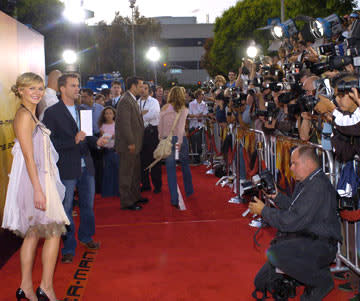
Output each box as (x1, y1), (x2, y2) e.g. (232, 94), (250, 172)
(0, 165), (353, 300)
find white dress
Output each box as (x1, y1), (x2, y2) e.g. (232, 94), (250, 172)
(1, 121), (69, 238)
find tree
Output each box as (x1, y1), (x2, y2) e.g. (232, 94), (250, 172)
(202, 0), (356, 76)
(92, 7), (162, 80)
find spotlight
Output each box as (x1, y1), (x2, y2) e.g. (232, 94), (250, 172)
(310, 14), (342, 39)
(247, 45), (259, 59)
(63, 49), (77, 64)
(271, 19), (298, 40)
(146, 46), (161, 62)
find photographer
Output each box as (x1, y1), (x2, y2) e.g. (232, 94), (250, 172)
(249, 146), (341, 300)
(315, 73), (360, 161)
(188, 89), (208, 164)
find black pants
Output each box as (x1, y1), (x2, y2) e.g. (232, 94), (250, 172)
(90, 147), (103, 194)
(189, 127), (203, 163)
(254, 237), (337, 292)
(140, 126), (162, 190)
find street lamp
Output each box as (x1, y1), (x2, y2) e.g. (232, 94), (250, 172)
(129, 0), (136, 75)
(146, 46), (160, 85)
(63, 0), (86, 23)
(63, 49), (78, 71)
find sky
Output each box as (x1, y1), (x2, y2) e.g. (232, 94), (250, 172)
(80, 0), (239, 25)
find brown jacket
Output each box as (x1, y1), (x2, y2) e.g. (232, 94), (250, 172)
(115, 91), (144, 154)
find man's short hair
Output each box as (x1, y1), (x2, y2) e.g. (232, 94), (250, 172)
(111, 80), (122, 87)
(194, 89), (204, 99)
(295, 145), (320, 167)
(58, 73), (80, 89)
(143, 81), (151, 91)
(101, 88), (110, 97)
(125, 76), (143, 90)
(81, 88), (93, 96)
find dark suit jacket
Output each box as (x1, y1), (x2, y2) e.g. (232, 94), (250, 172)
(115, 91), (144, 154)
(105, 97), (121, 109)
(43, 99), (96, 180)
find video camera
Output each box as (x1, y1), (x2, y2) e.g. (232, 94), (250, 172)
(242, 169), (276, 197)
(229, 87), (247, 108)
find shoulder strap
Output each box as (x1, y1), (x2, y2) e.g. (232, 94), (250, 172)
(169, 109), (183, 137)
(20, 104), (39, 124)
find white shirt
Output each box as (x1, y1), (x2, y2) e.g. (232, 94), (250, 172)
(188, 99), (208, 129)
(39, 87), (59, 121)
(137, 96), (160, 127)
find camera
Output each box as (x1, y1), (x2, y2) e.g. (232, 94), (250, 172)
(336, 78), (360, 93)
(242, 169), (276, 197)
(229, 87), (247, 108)
(297, 95), (319, 113)
(278, 91), (298, 104)
(202, 80), (216, 93)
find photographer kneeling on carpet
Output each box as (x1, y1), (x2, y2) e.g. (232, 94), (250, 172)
(249, 145), (341, 301)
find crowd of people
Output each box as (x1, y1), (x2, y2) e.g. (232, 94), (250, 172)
(3, 9), (360, 301)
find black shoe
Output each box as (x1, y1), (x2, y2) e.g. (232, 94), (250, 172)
(333, 271), (347, 280)
(61, 253), (73, 264)
(80, 240), (100, 250)
(171, 204), (180, 209)
(137, 198), (149, 204)
(301, 282), (334, 300)
(140, 186), (151, 192)
(36, 287), (49, 301)
(338, 281), (353, 292)
(16, 288), (29, 300)
(153, 188), (161, 194)
(121, 204), (142, 210)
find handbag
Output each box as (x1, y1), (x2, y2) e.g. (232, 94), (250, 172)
(146, 110), (182, 170)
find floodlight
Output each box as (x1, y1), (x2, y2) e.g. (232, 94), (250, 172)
(247, 46), (259, 59)
(146, 46), (161, 62)
(63, 1), (86, 23)
(271, 19), (298, 40)
(63, 49), (77, 64)
(310, 14), (342, 39)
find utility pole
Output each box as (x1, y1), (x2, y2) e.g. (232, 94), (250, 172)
(129, 0), (136, 76)
(281, 0), (285, 22)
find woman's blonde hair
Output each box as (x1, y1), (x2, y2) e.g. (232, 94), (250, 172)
(11, 72), (44, 98)
(167, 86), (185, 112)
(215, 75), (226, 86)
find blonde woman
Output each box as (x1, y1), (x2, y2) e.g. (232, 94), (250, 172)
(158, 86), (194, 208)
(2, 72), (69, 301)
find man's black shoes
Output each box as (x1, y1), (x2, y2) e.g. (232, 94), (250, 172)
(121, 204), (142, 210)
(300, 282), (334, 300)
(153, 188), (161, 194)
(137, 198), (149, 204)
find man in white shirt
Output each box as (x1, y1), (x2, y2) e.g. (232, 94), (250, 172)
(138, 82), (162, 193)
(188, 89), (208, 164)
(105, 80), (122, 108)
(38, 69), (62, 120)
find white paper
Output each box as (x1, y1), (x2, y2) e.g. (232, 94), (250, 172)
(80, 110), (93, 136)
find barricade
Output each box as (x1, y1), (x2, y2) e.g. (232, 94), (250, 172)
(187, 119), (357, 276)
(337, 159), (360, 274)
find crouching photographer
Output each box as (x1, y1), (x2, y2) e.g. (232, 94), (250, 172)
(249, 146), (341, 301)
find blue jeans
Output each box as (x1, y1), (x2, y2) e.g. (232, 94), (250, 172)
(61, 167), (95, 256)
(165, 136), (194, 205)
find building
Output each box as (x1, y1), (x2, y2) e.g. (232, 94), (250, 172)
(155, 16), (214, 85)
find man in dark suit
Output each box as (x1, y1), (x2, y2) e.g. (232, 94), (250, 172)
(115, 76), (148, 210)
(43, 73), (108, 263)
(105, 80), (122, 108)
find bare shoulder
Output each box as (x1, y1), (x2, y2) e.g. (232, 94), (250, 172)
(13, 108), (35, 135)
(161, 104), (170, 112)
